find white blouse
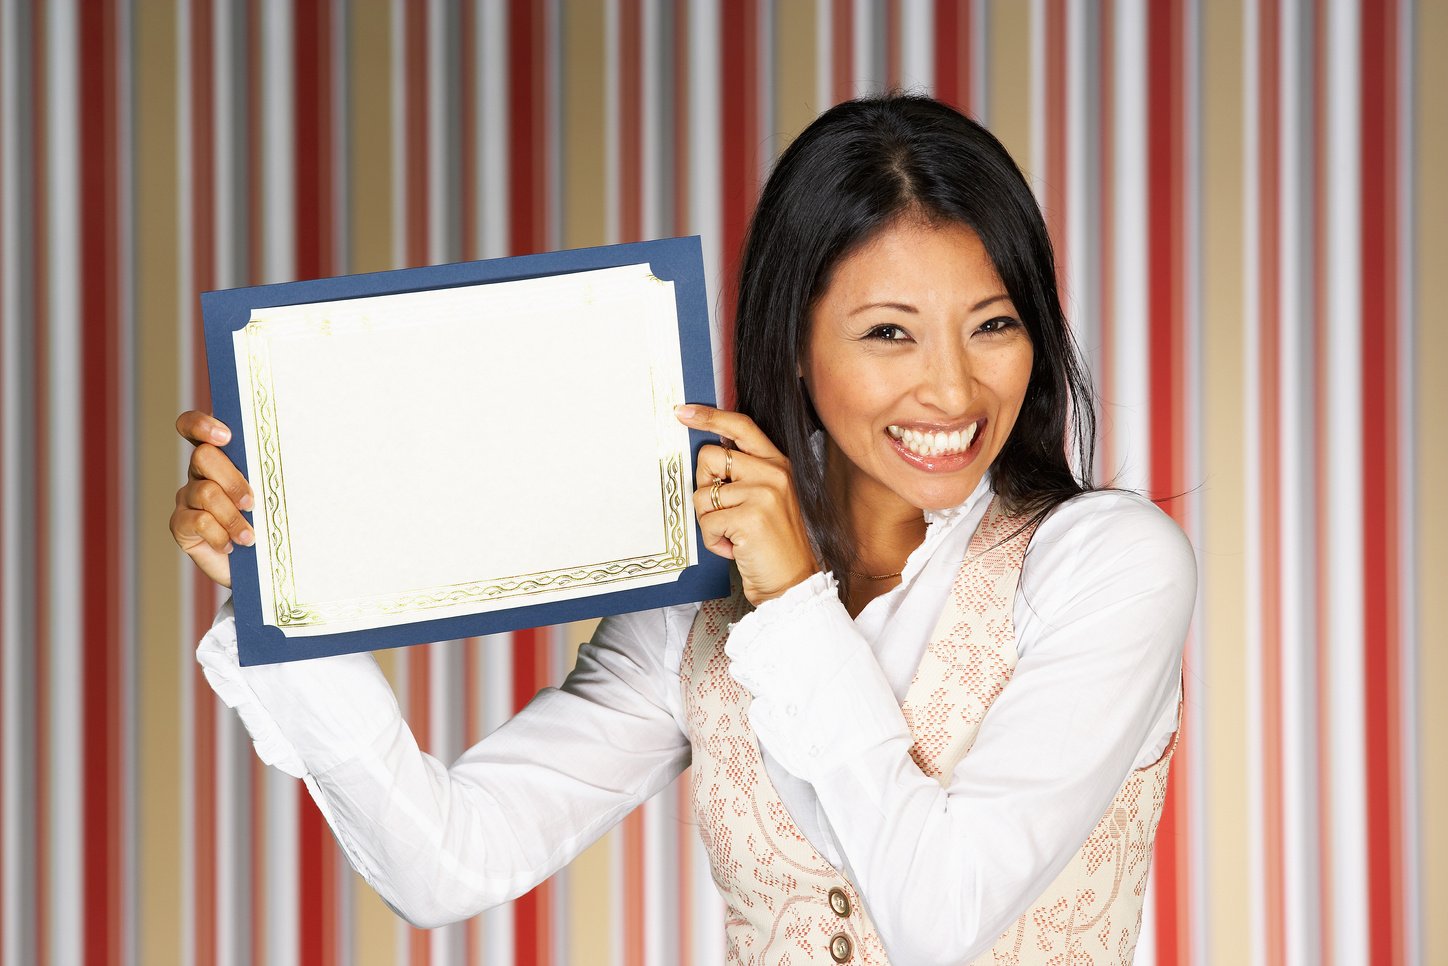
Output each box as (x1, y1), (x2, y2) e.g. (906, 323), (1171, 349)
(196, 475), (1196, 965)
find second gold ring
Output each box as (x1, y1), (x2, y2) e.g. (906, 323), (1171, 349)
(710, 477), (726, 511)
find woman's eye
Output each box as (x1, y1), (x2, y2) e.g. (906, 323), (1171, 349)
(867, 324), (909, 341)
(977, 316), (1018, 335)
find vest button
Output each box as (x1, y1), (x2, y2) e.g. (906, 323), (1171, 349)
(828, 887), (851, 917)
(829, 932), (853, 962)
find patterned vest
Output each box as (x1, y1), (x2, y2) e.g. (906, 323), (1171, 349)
(679, 497), (1178, 964)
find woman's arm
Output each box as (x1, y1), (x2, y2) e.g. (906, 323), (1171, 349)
(198, 600), (693, 928)
(723, 491), (1196, 966)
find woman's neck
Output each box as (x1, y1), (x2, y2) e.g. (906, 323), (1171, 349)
(824, 438), (927, 577)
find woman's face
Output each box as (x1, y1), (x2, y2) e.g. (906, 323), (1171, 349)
(801, 218), (1035, 513)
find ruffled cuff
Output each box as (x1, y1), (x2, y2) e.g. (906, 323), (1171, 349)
(195, 597), (404, 776)
(196, 597), (307, 778)
(723, 572), (909, 783)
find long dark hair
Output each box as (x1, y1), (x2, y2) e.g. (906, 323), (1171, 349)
(733, 93), (1097, 600)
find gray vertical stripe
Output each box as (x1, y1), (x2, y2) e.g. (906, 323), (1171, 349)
(45, 0), (84, 961)
(1, 0), (39, 962)
(478, 0), (508, 261)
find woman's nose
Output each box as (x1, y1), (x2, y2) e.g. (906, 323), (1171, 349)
(917, 347), (976, 413)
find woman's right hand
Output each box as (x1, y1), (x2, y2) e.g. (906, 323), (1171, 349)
(170, 411), (256, 589)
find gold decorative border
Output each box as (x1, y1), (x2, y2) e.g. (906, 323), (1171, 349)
(244, 306), (689, 631)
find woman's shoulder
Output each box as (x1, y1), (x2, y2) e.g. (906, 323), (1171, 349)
(592, 599), (706, 677)
(1021, 488), (1197, 610)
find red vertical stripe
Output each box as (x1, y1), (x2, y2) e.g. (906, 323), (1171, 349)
(1044, 0), (1067, 296)
(511, 628), (552, 966)
(933, 1), (964, 112)
(831, 0), (852, 104)
(79, 1), (122, 963)
(508, 0), (547, 257)
(1147, 2), (1191, 963)
(1256, 2), (1287, 964)
(720, 0), (759, 406)
(1360, 1), (1402, 962)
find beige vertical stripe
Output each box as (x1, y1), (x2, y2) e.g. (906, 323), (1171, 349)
(346, 1), (402, 962)
(1416, 0), (1447, 960)
(1200, 0), (1252, 959)
(773, 0), (819, 152)
(134, 2), (184, 963)
(560, 2), (615, 961)
(987, 0), (1033, 180)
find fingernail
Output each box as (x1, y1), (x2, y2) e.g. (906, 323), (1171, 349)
(675, 404), (696, 420)
(211, 426), (231, 444)
(239, 529), (255, 547)
(238, 493), (254, 511)
(224, 542), (234, 554)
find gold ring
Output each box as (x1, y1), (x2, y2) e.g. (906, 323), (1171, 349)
(710, 478), (725, 511)
(723, 448), (733, 481)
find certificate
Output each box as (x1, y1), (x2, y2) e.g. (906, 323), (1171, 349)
(203, 237), (728, 666)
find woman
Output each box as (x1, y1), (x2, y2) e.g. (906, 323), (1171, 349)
(172, 95), (1194, 964)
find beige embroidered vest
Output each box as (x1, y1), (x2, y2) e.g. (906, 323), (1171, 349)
(679, 498), (1178, 964)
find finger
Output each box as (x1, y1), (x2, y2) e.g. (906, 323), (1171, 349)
(172, 506), (236, 554)
(693, 478), (746, 518)
(693, 501), (738, 560)
(695, 443), (776, 485)
(674, 405), (784, 460)
(188, 442), (255, 511)
(184, 479), (256, 546)
(176, 410), (233, 447)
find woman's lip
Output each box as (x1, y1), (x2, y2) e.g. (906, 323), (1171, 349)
(885, 420), (987, 472)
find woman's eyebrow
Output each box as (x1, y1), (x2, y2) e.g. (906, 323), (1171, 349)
(848, 300), (918, 316)
(847, 293), (1011, 316)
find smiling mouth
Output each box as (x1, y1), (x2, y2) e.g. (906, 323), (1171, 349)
(886, 421), (983, 458)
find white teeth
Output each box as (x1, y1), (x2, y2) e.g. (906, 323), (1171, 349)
(886, 422), (981, 458)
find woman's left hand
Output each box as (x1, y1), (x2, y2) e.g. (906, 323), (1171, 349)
(676, 404), (820, 606)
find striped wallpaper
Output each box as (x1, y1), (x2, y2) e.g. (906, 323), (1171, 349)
(0, 1), (1442, 965)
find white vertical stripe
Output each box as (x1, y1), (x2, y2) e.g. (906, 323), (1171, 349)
(1240, 4), (1268, 964)
(815, 0), (833, 109)
(689, 0), (724, 405)
(969, 0), (988, 123)
(214, 0), (238, 288)
(260, 4), (300, 963)
(44, 2), (82, 963)
(426, 0), (447, 264)
(1028, 0), (1045, 196)
(689, 829), (724, 966)
(1276, 3), (1320, 962)
(0, 0), (25, 961)
(898, 0), (932, 94)
(609, 814), (625, 966)
(477, 0), (508, 261)
(1398, 1), (1422, 962)
(642, 793), (678, 966)
(604, 0), (621, 245)
(430, 641), (464, 966)
(1109, 0), (1149, 491)
(1325, 0), (1368, 961)
(851, 0), (873, 95)
(641, 0), (662, 238)
(480, 632), (514, 965)
(1064, 0), (1090, 345)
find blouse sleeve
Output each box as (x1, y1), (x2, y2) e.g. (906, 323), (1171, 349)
(722, 491), (1196, 966)
(196, 600), (693, 928)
